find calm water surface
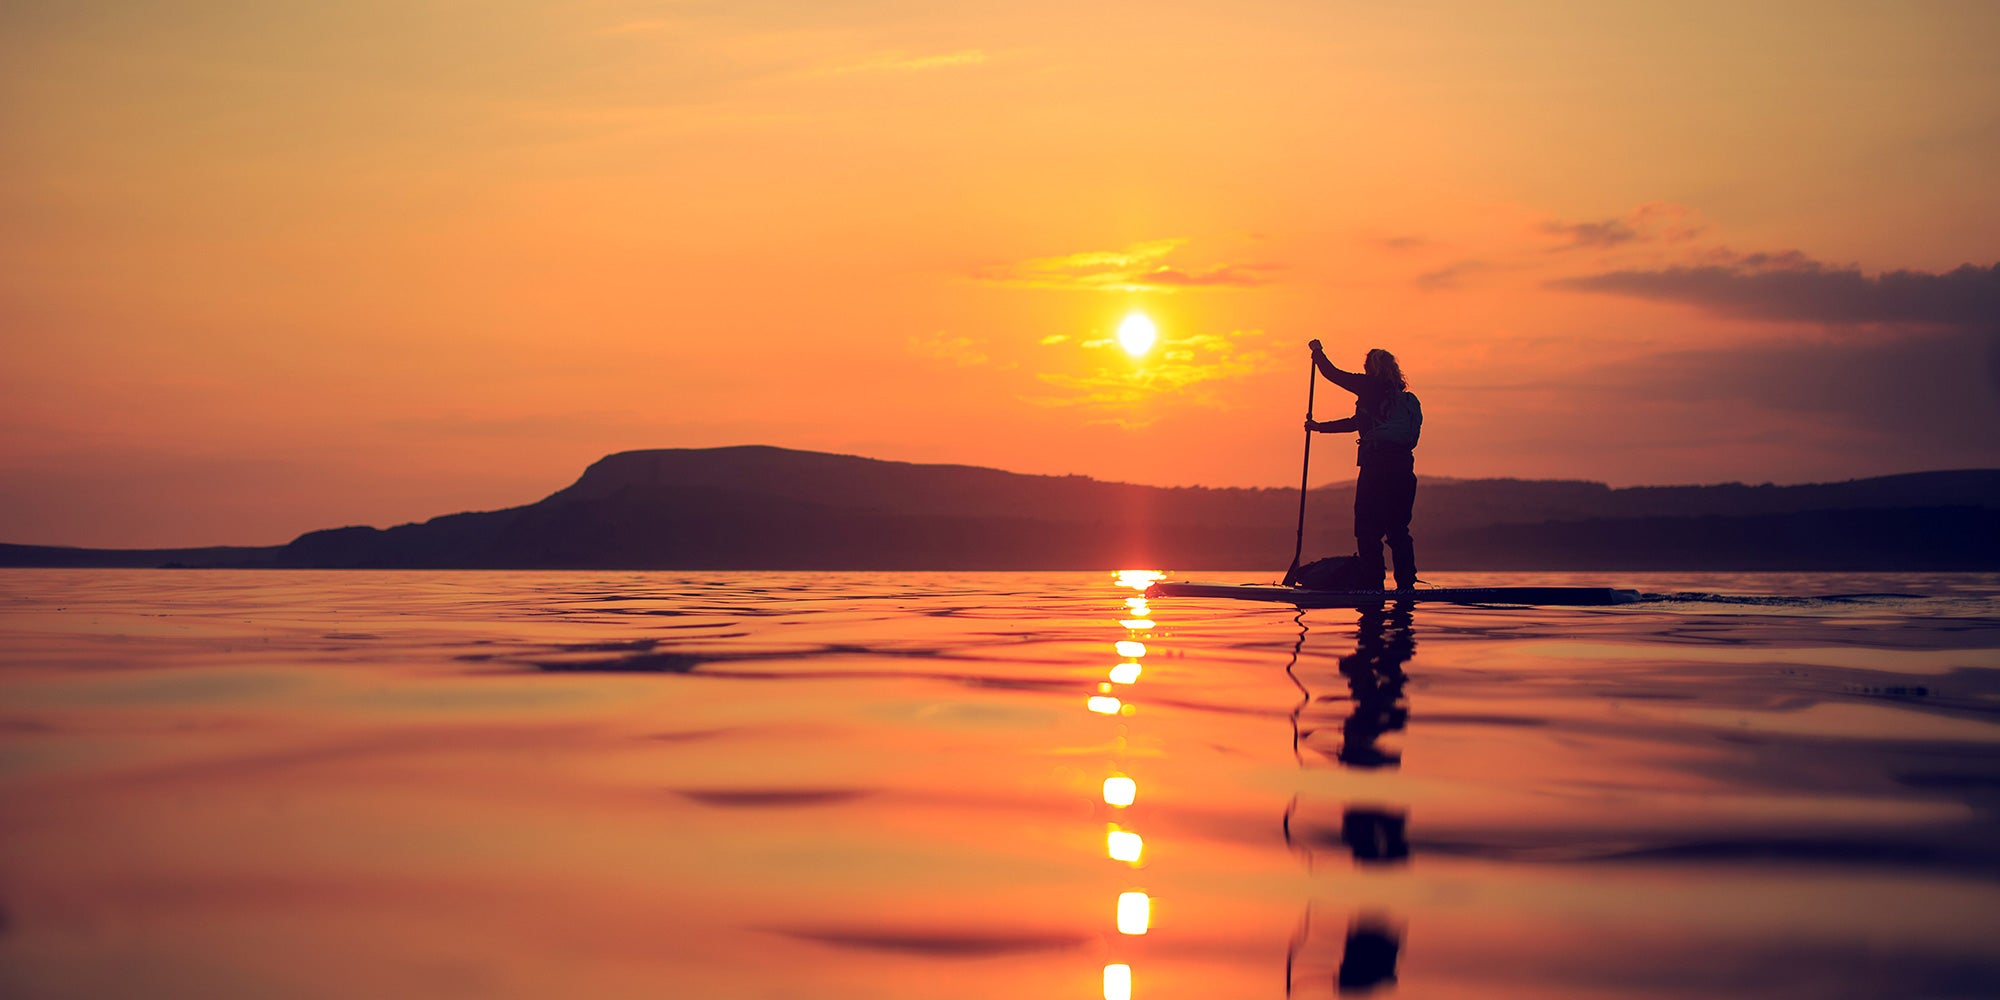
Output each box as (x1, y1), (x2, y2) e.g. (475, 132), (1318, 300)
(2, 570), (1998, 999)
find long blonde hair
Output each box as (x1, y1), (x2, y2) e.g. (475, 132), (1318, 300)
(1364, 349), (1406, 391)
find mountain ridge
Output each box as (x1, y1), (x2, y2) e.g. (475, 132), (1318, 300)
(3, 446), (1995, 570)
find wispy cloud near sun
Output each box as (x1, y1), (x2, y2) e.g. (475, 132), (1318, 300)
(908, 332), (1007, 368)
(1027, 329), (1276, 425)
(976, 240), (1274, 292)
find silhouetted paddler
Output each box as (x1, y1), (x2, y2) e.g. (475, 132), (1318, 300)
(1305, 341), (1422, 590)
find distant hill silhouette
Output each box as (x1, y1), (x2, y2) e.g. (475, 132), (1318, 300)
(3, 446), (1996, 570)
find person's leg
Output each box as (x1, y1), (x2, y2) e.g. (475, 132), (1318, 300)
(1355, 531), (1386, 587)
(1386, 467), (1418, 589)
(1353, 467), (1388, 588)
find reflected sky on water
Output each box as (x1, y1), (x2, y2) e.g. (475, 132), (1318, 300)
(1, 569), (1998, 998)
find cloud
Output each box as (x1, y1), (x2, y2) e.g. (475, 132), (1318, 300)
(1025, 330), (1276, 425)
(1551, 257), (2000, 327)
(976, 240), (1274, 292)
(1137, 265), (1274, 288)
(1542, 219), (1639, 250)
(1373, 235), (1433, 252)
(829, 50), (988, 75)
(1415, 259), (1492, 291)
(1408, 203), (1710, 291)
(1555, 251), (2000, 467)
(1587, 327), (2000, 460)
(1540, 202), (1707, 252)
(908, 332), (996, 368)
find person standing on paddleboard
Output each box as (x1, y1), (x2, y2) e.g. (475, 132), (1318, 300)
(1304, 341), (1422, 590)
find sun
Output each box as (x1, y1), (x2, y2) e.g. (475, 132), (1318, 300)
(1116, 313), (1157, 357)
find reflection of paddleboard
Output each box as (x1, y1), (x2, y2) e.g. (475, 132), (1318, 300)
(1146, 582), (1642, 607)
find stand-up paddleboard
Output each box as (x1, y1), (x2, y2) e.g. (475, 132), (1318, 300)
(1146, 581), (1643, 608)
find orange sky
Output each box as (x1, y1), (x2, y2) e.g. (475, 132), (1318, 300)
(4, 1), (1998, 547)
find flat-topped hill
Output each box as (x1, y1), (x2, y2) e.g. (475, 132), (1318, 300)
(4, 446), (1995, 570)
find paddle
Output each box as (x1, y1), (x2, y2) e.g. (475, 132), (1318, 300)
(1282, 342), (1318, 586)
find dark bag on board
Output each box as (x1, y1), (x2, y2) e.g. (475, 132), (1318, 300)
(1288, 554), (1380, 591)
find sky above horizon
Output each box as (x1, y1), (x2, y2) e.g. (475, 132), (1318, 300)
(4, 0), (1998, 547)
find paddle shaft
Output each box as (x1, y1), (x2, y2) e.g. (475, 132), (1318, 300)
(1288, 354), (1316, 574)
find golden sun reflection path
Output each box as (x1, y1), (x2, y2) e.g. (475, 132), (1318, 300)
(1095, 570), (1165, 998)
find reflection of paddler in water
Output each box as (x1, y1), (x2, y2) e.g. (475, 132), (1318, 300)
(1282, 604), (1418, 851)
(1303, 341), (1422, 592)
(1308, 603), (1415, 770)
(1287, 910), (1405, 997)
(1284, 603), (1416, 996)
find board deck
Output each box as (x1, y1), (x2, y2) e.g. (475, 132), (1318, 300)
(1145, 581), (1643, 608)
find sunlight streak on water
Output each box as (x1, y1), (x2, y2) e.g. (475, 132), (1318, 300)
(1103, 776), (1138, 807)
(1117, 891), (1152, 935)
(1103, 963), (1132, 1000)
(1107, 827), (1144, 863)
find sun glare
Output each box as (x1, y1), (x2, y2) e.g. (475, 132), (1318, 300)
(1116, 313), (1157, 357)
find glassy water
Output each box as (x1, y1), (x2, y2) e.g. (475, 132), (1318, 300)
(1, 570), (1997, 999)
